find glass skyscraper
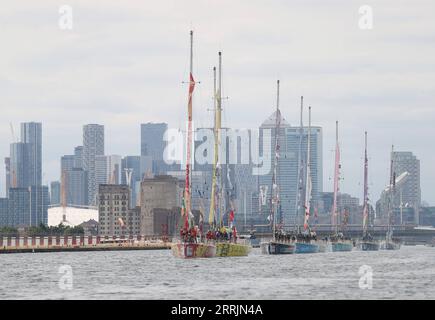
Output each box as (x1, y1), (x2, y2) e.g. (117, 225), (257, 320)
(61, 155), (75, 174)
(0, 198), (9, 227)
(257, 111), (323, 228)
(74, 146), (84, 169)
(141, 123), (168, 174)
(4, 123), (48, 227)
(50, 181), (61, 206)
(8, 188), (30, 227)
(4, 157), (10, 198)
(121, 155), (153, 207)
(10, 142), (32, 188)
(29, 185), (49, 226)
(83, 124), (105, 205)
(20, 122), (42, 187)
(65, 168), (88, 206)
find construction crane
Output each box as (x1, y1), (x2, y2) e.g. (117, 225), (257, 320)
(9, 122), (17, 143)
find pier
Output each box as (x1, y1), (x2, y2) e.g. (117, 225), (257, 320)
(0, 235), (172, 254)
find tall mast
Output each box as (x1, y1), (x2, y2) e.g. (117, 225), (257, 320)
(303, 107), (312, 230)
(295, 96), (304, 230)
(214, 65), (217, 137)
(332, 121), (340, 234)
(208, 52), (224, 227)
(208, 66), (218, 226)
(270, 80), (281, 238)
(217, 52), (224, 227)
(362, 131), (369, 236)
(183, 30), (196, 229)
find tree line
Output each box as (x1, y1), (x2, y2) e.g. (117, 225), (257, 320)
(0, 223), (84, 236)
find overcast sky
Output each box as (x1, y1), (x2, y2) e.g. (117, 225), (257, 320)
(1, 0), (434, 205)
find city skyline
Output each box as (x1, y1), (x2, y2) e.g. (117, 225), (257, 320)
(0, 1), (434, 205)
(0, 119), (427, 207)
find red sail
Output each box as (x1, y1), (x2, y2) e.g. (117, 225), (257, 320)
(184, 72), (195, 229)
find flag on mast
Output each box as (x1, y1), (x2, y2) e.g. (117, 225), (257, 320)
(304, 166), (312, 230)
(183, 31), (196, 230)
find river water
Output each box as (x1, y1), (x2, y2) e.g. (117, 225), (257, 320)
(0, 245), (434, 299)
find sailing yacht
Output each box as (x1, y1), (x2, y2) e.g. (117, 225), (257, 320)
(207, 52), (251, 257)
(330, 121), (353, 252)
(294, 106), (319, 254)
(357, 132), (380, 251)
(260, 80), (296, 255)
(171, 31), (216, 259)
(381, 145), (401, 250)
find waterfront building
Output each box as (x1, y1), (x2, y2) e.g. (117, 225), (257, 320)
(98, 184), (130, 236)
(140, 175), (181, 235)
(48, 207), (98, 227)
(125, 207), (141, 235)
(148, 208), (179, 237)
(0, 186), (48, 227)
(83, 124), (105, 205)
(78, 219), (99, 236)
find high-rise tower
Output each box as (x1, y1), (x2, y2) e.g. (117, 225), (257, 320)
(83, 124), (104, 205)
(20, 122), (42, 187)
